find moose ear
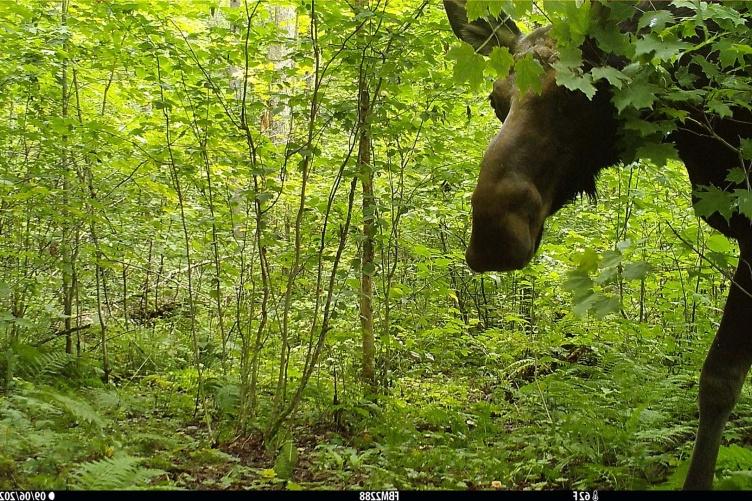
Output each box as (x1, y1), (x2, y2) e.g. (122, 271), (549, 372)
(443, 0), (521, 55)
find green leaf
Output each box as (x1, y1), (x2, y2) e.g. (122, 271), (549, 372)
(675, 65), (697, 88)
(557, 45), (582, 69)
(576, 248), (600, 273)
(514, 54), (544, 95)
(726, 167), (748, 184)
(572, 291), (599, 317)
(612, 82), (660, 112)
(600, 250), (622, 268)
(447, 44), (486, 90)
(501, 0), (532, 18)
(623, 262), (651, 280)
(548, 1), (590, 46)
(704, 3), (747, 27)
(635, 143), (677, 167)
(617, 239), (632, 252)
(707, 99), (733, 118)
(593, 295), (620, 318)
(691, 54), (720, 79)
(637, 10), (675, 32)
(714, 39), (752, 68)
(554, 63), (596, 99)
(625, 118), (668, 137)
(274, 440), (298, 480)
(488, 46), (514, 79)
(465, 0), (501, 20)
(590, 66), (630, 89)
(595, 266), (618, 284)
(735, 189), (752, 219)
(72, 455), (164, 489)
(362, 262), (377, 276)
(740, 139), (752, 160)
(706, 234), (734, 254)
(590, 23), (633, 57)
(635, 34), (690, 61)
(563, 270), (592, 293)
(693, 186), (735, 222)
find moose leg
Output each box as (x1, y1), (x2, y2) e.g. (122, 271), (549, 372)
(684, 249), (752, 490)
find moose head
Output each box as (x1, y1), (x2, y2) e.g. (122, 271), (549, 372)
(444, 2), (752, 491)
(444, 0), (620, 272)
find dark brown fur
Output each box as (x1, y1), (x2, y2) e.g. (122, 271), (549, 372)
(444, 0), (752, 490)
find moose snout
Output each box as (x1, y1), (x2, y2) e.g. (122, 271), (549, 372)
(465, 180), (545, 273)
(465, 212), (535, 272)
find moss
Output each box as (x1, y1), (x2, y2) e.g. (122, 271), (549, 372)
(188, 448), (236, 466)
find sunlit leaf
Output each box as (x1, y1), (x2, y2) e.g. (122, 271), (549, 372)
(514, 54), (544, 95)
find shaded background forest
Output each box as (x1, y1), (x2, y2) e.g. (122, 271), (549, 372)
(1, 0), (750, 490)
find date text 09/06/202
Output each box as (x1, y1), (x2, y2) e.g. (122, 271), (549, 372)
(0, 493), (53, 501)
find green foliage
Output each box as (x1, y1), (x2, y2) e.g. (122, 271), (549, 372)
(693, 186), (737, 223)
(712, 445), (752, 490)
(465, 0), (505, 21)
(71, 455), (165, 489)
(274, 439), (299, 480)
(18, 349), (75, 380)
(562, 238), (649, 319)
(41, 390), (105, 428)
(487, 47), (514, 79)
(0, 0), (750, 492)
(514, 54), (545, 95)
(590, 66), (629, 89)
(447, 44), (486, 90)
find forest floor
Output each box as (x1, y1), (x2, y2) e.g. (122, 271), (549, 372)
(4, 334), (752, 490)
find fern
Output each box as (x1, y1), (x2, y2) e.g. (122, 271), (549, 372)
(9, 385), (63, 418)
(19, 351), (74, 380)
(718, 444), (752, 471)
(82, 388), (121, 411)
(131, 432), (178, 454)
(38, 390), (105, 428)
(635, 424), (695, 448)
(71, 454), (165, 489)
(0, 401), (32, 457)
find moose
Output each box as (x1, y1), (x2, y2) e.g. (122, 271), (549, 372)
(443, 0), (752, 490)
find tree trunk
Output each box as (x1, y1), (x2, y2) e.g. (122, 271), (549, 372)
(263, 4), (296, 144)
(60, 0), (76, 355)
(357, 0), (376, 389)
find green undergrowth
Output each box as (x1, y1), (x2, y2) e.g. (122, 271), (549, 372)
(296, 320), (752, 490)
(3, 321), (752, 490)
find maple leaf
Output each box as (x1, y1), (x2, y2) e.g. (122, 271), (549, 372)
(465, 0), (499, 21)
(740, 138), (752, 160)
(693, 186), (735, 222)
(636, 143), (677, 167)
(635, 33), (690, 61)
(612, 82), (660, 112)
(726, 167), (748, 184)
(487, 46), (514, 79)
(554, 63), (596, 99)
(593, 295), (620, 319)
(637, 10), (675, 32)
(591, 66), (630, 89)
(735, 189), (752, 219)
(623, 262), (651, 280)
(514, 54), (544, 95)
(447, 44), (486, 90)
